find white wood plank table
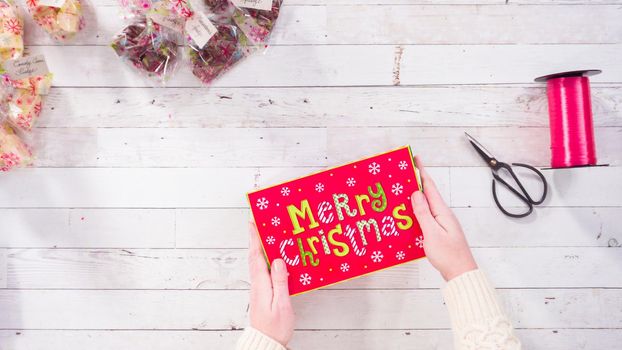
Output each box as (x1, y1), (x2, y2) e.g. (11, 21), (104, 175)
(1, 0), (622, 349)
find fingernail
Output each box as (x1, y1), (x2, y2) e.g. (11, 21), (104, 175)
(272, 259), (284, 272)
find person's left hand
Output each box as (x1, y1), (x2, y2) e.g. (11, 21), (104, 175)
(248, 222), (295, 346)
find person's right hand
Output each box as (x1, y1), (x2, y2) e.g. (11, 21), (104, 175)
(410, 157), (478, 281)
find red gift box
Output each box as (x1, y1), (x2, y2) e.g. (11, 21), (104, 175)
(248, 146), (426, 295)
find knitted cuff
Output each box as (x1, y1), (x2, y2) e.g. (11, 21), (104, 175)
(235, 327), (288, 350)
(442, 269), (505, 329)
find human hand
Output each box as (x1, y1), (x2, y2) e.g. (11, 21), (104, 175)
(248, 222), (295, 346)
(410, 157), (478, 281)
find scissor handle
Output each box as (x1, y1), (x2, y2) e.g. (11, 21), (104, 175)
(490, 162), (548, 218)
(510, 163), (548, 204)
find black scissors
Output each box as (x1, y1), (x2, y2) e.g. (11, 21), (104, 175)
(465, 132), (548, 218)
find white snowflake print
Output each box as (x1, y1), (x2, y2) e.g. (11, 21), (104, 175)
(396, 251), (405, 260)
(299, 273), (312, 286)
(391, 183), (404, 196)
(315, 183), (325, 192)
(398, 160), (408, 170)
(415, 235), (424, 248)
(370, 250), (384, 263)
(281, 186), (290, 196)
(271, 217), (281, 226)
(368, 162), (381, 175)
(346, 177), (356, 187)
(256, 197), (269, 210)
(340, 263), (350, 272)
(266, 236), (276, 245)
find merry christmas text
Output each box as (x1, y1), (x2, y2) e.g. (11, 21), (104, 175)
(278, 182), (413, 266)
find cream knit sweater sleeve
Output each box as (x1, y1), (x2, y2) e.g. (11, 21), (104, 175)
(236, 326), (287, 350)
(443, 269), (521, 349)
(236, 269), (520, 350)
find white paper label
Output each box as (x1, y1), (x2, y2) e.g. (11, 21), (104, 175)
(2, 55), (49, 80)
(185, 13), (217, 49)
(147, 12), (185, 32)
(37, 0), (66, 8)
(232, 0), (272, 11)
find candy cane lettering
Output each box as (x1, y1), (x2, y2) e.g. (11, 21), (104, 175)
(344, 224), (366, 256)
(317, 201), (335, 224)
(279, 238), (300, 266)
(381, 215), (398, 237)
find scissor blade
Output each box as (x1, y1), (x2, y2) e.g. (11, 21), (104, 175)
(464, 132), (495, 165)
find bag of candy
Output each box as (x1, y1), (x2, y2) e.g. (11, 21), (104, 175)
(0, 113), (34, 172)
(26, 0), (86, 41)
(4, 89), (44, 131)
(184, 0), (283, 85)
(111, 17), (181, 83)
(0, 122), (33, 172)
(186, 12), (252, 85)
(0, 0), (23, 62)
(1, 55), (54, 132)
(231, 0), (282, 46)
(111, 0), (193, 83)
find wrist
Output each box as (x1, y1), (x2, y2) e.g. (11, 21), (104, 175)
(442, 260), (478, 281)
